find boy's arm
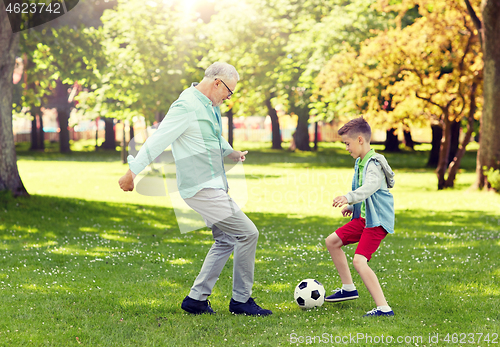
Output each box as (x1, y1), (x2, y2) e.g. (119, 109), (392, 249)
(345, 162), (384, 205)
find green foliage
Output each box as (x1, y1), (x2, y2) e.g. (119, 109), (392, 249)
(75, 0), (201, 124)
(314, 0), (482, 129)
(284, 0), (391, 122)
(201, 0), (389, 120)
(485, 167), (500, 192)
(200, 0), (289, 117)
(15, 1), (114, 117)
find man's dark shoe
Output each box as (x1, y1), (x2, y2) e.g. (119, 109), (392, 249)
(229, 297), (272, 316)
(181, 296), (215, 315)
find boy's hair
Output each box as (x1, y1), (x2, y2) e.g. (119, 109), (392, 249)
(338, 117), (372, 141)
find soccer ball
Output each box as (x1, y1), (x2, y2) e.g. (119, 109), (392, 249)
(294, 279), (326, 309)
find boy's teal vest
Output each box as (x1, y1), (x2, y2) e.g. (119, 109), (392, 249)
(351, 157), (395, 234)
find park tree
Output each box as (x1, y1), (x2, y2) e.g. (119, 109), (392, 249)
(16, 26), (105, 153)
(201, 0), (291, 150)
(464, 0), (500, 190)
(315, 0), (482, 189)
(278, 0), (390, 151)
(0, 0), (28, 196)
(1, 0), (115, 195)
(16, 1), (115, 153)
(203, 0), (388, 151)
(75, 0), (199, 156)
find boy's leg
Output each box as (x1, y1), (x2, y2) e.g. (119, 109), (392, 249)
(352, 226), (390, 308)
(325, 233), (353, 285)
(325, 218), (366, 302)
(352, 254), (388, 307)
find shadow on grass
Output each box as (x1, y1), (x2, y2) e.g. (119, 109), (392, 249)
(1, 194), (499, 346)
(395, 208), (500, 238)
(2, 195), (497, 250)
(0, 195), (500, 265)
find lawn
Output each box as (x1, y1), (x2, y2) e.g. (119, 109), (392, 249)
(1, 141), (499, 346)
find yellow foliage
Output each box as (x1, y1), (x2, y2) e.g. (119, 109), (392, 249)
(315, 0), (483, 128)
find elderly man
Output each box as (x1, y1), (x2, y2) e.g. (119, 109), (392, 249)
(119, 62), (271, 316)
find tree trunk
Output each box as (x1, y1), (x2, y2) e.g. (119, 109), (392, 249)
(436, 114), (452, 190)
(313, 121), (318, 151)
(427, 123), (442, 168)
(478, 0), (500, 189)
(465, 0), (500, 189)
(445, 82), (478, 188)
(101, 117), (116, 150)
(0, 5), (28, 197)
(403, 129), (414, 150)
(384, 128), (400, 152)
(155, 111), (164, 123)
(226, 108), (234, 147)
(121, 122), (126, 164)
(53, 79), (71, 153)
(265, 98), (282, 150)
(38, 112), (45, 150)
(30, 110), (39, 150)
(129, 120), (135, 153)
(57, 107), (71, 153)
(294, 112), (311, 151)
(448, 119), (460, 165)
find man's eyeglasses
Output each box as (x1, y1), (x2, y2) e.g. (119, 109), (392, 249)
(216, 78), (233, 98)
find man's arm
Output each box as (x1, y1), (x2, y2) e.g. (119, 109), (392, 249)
(220, 136), (248, 162)
(119, 103), (192, 192)
(220, 136), (234, 156)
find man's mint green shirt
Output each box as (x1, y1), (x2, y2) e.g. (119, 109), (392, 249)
(127, 84), (234, 199)
(358, 148), (376, 218)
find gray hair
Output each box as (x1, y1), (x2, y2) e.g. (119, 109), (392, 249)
(203, 62), (240, 82)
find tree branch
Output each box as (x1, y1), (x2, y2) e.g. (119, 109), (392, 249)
(464, 0), (483, 49)
(415, 92), (444, 111)
(464, 0), (482, 32)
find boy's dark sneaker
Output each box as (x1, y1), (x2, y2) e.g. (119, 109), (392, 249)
(325, 288), (359, 302)
(363, 308), (394, 317)
(181, 296), (215, 315)
(229, 297), (272, 316)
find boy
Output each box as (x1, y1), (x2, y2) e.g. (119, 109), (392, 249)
(325, 117), (395, 317)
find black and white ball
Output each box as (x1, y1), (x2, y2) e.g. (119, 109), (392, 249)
(294, 279), (326, 309)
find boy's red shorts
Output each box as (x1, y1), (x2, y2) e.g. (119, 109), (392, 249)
(335, 217), (388, 261)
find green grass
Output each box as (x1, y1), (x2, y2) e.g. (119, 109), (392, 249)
(1, 141), (499, 346)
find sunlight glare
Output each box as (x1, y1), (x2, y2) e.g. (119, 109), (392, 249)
(182, 0), (198, 12)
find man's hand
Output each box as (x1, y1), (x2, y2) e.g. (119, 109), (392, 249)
(332, 195), (348, 208)
(228, 150), (248, 162)
(119, 169), (136, 192)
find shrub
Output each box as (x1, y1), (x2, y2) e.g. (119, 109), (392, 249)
(485, 167), (500, 192)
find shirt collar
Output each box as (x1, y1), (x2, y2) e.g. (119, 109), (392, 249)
(359, 148), (375, 166)
(190, 82), (213, 107)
